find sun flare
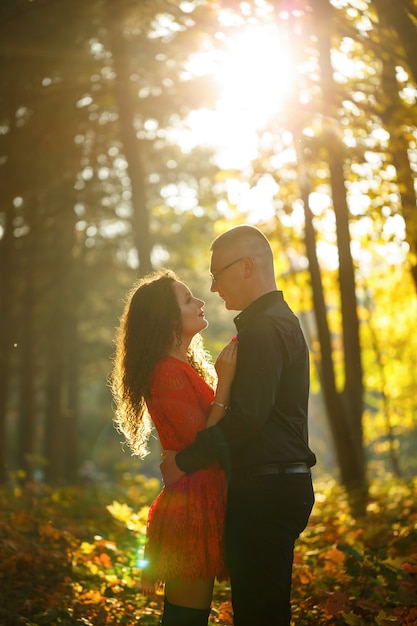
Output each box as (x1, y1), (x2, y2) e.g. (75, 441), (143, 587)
(182, 24), (295, 169)
(217, 25), (295, 127)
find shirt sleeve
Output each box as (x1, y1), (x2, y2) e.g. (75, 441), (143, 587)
(176, 317), (286, 473)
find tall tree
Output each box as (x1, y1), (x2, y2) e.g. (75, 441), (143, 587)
(0, 114), (16, 483)
(106, 1), (153, 276)
(313, 0), (365, 488)
(372, 0), (417, 86)
(372, 0), (417, 287)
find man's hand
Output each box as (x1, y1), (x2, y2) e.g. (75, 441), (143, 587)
(160, 450), (185, 486)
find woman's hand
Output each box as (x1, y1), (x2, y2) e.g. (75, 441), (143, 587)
(214, 336), (238, 388)
(207, 338), (238, 427)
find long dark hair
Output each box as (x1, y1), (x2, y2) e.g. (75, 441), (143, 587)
(111, 269), (215, 457)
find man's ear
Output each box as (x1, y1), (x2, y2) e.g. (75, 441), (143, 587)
(242, 256), (255, 276)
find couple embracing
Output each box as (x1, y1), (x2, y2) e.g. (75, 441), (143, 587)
(111, 225), (316, 626)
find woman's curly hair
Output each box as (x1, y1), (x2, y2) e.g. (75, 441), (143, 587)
(110, 269), (215, 457)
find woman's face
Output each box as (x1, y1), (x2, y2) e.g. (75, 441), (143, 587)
(172, 281), (208, 340)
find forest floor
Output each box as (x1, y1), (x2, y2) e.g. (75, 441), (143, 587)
(0, 474), (416, 625)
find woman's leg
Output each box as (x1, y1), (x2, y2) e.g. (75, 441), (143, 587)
(165, 577), (214, 609)
(161, 578), (214, 626)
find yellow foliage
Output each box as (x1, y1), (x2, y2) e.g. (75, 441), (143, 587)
(80, 541), (96, 555)
(86, 562), (99, 575)
(106, 500), (149, 535)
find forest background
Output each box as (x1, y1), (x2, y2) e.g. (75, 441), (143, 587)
(1, 0), (416, 488)
(0, 0), (417, 624)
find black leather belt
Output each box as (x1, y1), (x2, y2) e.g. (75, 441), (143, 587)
(232, 462), (310, 480)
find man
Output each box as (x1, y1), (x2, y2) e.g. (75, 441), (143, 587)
(161, 225), (316, 626)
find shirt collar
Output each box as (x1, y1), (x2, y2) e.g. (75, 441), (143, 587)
(234, 290), (283, 332)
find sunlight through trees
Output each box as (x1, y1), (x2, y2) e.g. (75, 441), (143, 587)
(0, 0), (416, 490)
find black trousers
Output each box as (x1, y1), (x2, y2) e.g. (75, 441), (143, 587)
(225, 473), (314, 626)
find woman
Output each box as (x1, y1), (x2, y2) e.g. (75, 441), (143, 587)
(111, 269), (237, 626)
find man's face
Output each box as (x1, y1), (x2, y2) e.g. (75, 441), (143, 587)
(209, 248), (245, 310)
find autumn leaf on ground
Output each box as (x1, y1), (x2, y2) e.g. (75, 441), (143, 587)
(324, 591), (350, 617)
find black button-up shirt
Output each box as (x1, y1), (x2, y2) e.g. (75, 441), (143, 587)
(176, 290), (316, 475)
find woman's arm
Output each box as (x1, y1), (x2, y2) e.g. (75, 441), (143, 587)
(206, 337), (237, 427)
(159, 338), (237, 486)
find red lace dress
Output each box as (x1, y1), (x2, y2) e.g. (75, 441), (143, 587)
(143, 356), (228, 586)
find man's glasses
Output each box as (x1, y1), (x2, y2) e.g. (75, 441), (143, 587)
(210, 257), (243, 283)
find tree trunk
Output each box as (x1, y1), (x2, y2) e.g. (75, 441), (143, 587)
(16, 176), (43, 481)
(0, 96), (19, 483)
(0, 156), (14, 484)
(17, 269), (36, 481)
(372, 0), (417, 87)
(44, 210), (78, 484)
(293, 138), (363, 485)
(106, 1), (153, 276)
(377, 15), (417, 289)
(44, 324), (64, 484)
(312, 0), (366, 488)
(63, 311), (80, 483)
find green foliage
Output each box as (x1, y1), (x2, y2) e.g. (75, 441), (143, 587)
(0, 476), (416, 625)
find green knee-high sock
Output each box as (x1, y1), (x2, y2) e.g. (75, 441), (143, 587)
(160, 597), (211, 626)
